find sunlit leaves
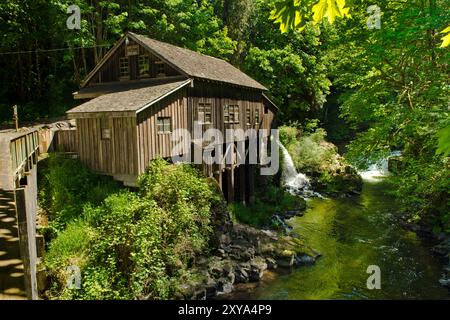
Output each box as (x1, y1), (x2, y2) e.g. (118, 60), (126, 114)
(270, 0), (350, 32)
(436, 125), (450, 156)
(440, 25), (450, 48)
(312, 0), (350, 24)
(269, 0), (304, 33)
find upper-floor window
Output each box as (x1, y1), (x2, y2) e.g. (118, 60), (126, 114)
(255, 108), (260, 125)
(155, 61), (166, 77)
(198, 103), (212, 124)
(246, 107), (251, 125)
(224, 105), (239, 124)
(101, 117), (110, 140)
(119, 57), (129, 79)
(138, 55), (150, 77)
(157, 117), (171, 133)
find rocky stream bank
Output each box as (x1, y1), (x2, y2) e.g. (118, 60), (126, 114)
(175, 204), (320, 300)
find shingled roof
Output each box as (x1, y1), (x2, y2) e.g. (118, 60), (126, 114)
(129, 33), (266, 90)
(81, 32), (266, 91)
(68, 79), (191, 115)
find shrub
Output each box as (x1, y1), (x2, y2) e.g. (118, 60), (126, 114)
(44, 158), (219, 300)
(38, 154), (120, 233)
(230, 184), (306, 228)
(279, 125), (337, 173)
(44, 220), (93, 299)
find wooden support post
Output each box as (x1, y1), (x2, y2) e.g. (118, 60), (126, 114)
(239, 165), (246, 205)
(14, 166), (38, 300)
(214, 165), (222, 191)
(248, 165), (255, 204)
(227, 166), (234, 202)
(13, 105), (18, 132)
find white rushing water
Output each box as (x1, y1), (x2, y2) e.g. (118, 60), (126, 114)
(279, 143), (323, 199)
(359, 151), (402, 182)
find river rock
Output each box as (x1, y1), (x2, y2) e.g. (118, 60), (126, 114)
(276, 250), (295, 268)
(249, 257), (268, 281)
(261, 229), (279, 240)
(229, 242), (255, 261)
(234, 263), (251, 283)
(295, 254), (315, 266)
(205, 278), (218, 298)
(266, 257), (278, 270)
(438, 277), (450, 288)
(216, 278), (233, 295)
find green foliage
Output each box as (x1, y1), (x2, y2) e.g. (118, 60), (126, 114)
(45, 220), (93, 271)
(244, 0), (332, 122)
(38, 154), (120, 234)
(280, 125), (336, 173)
(440, 25), (450, 47)
(279, 124), (299, 148)
(44, 159), (218, 300)
(230, 181), (306, 227)
(436, 124), (450, 157)
(269, 0), (350, 32)
(329, 0), (450, 231)
(387, 157), (450, 233)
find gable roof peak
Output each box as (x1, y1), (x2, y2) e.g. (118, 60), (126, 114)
(126, 32), (267, 91)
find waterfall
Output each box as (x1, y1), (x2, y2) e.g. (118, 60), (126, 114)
(279, 142), (322, 198)
(359, 150), (402, 182)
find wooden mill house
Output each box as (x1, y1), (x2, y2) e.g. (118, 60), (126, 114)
(67, 32), (278, 203)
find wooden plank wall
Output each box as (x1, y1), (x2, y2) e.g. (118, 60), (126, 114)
(54, 129), (78, 153)
(136, 89), (188, 173)
(187, 81), (275, 137)
(89, 39), (180, 85)
(76, 117), (138, 176)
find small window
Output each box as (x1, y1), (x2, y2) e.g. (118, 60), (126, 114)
(246, 107), (251, 125)
(264, 106), (269, 114)
(155, 61), (165, 77)
(224, 105), (230, 123)
(157, 117), (171, 133)
(224, 105), (240, 124)
(198, 103), (212, 124)
(101, 118), (110, 140)
(138, 55), (150, 77)
(255, 108), (260, 125)
(119, 57), (129, 79)
(229, 107), (235, 123)
(234, 105), (240, 123)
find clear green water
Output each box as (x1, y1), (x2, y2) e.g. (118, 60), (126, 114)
(237, 181), (449, 300)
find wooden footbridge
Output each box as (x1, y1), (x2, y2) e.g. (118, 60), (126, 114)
(0, 129), (40, 299)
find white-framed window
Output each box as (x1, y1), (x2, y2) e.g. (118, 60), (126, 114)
(119, 57), (129, 79)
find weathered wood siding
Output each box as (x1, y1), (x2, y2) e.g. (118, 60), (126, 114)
(54, 129), (78, 153)
(88, 39), (180, 85)
(76, 117), (138, 176)
(136, 88), (188, 173)
(262, 99), (277, 131)
(187, 81), (275, 137)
